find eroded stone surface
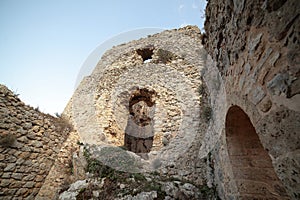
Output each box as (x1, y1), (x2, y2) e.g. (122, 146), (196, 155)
(0, 84), (72, 199)
(0, 0), (299, 198)
(205, 0), (300, 199)
(63, 26), (209, 184)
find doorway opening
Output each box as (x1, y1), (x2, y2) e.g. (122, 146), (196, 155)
(124, 89), (156, 155)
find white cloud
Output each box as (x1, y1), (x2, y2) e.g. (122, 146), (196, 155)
(180, 22), (190, 28)
(192, 2), (198, 9)
(178, 4), (185, 14)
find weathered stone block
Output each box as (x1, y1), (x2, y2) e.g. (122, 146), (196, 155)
(267, 73), (291, 96)
(11, 173), (23, 180)
(23, 122), (32, 130)
(23, 174), (35, 181)
(0, 179), (11, 187)
(23, 181), (35, 188)
(289, 78), (300, 97)
(4, 163), (16, 172)
(258, 97), (272, 113)
(248, 33), (263, 56)
(249, 86), (266, 105)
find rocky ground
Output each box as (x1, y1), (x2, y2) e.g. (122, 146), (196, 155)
(58, 144), (219, 200)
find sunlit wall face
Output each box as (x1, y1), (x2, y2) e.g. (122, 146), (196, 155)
(75, 28), (164, 89)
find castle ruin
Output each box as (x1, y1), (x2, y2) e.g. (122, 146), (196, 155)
(0, 0), (299, 199)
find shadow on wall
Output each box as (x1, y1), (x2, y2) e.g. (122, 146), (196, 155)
(225, 106), (289, 198)
(124, 88), (156, 156)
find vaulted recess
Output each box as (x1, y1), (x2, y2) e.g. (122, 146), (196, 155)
(225, 106), (288, 199)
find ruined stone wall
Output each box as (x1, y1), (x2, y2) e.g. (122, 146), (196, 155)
(63, 26), (210, 185)
(2, 1), (299, 198)
(35, 129), (81, 200)
(204, 0), (300, 199)
(0, 84), (72, 199)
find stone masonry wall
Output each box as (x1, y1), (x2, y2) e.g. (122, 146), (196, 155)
(63, 26), (211, 185)
(0, 84), (72, 199)
(2, 1), (299, 198)
(204, 0), (300, 199)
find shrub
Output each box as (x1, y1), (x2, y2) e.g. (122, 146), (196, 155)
(0, 134), (16, 147)
(54, 112), (61, 118)
(83, 148), (117, 179)
(156, 49), (175, 64)
(198, 84), (205, 95)
(54, 118), (73, 133)
(199, 185), (220, 199)
(59, 177), (72, 194)
(203, 106), (212, 122)
(76, 184), (95, 200)
(132, 173), (146, 182)
(66, 159), (74, 175)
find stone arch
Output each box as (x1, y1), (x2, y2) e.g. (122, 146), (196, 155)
(225, 105), (288, 198)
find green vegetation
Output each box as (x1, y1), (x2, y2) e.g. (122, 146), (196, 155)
(199, 185), (220, 200)
(76, 184), (96, 200)
(131, 173), (146, 182)
(198, 84), (205, 95)
(198, 81), (213, 123)
(203, 106), (212, 122)
(66, 159), (74, 175)
(84, 147), (123, 180)
(34, 106), (40, 112)
(98, 146), (139, 172)
(54, 112), (61, 118)
(12, 89), (20, 97)
(53, 117), (73, 133)
(82, 147), (167, 199)
(0, 134), (16, 147)
(78, 147), (220, 199)
(156, 49), (175, 64)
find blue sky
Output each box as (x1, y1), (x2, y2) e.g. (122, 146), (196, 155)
(0, 0), (206, 115)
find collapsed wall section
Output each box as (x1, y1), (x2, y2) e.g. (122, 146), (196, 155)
(63, 26), (210, 184)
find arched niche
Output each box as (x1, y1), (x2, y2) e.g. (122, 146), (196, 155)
(225, 105), (288, 199)
(124, 88), (156, 156)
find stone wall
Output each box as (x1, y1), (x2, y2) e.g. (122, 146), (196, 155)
(204, 0), (300, 199)
(0, 84), (72, 199)
(1, 1), (299, 198)
(35, 129), (81, 199)
(63, 26), (210, 185)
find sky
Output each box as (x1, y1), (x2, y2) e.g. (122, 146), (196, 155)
(0, 0), (206, 115)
